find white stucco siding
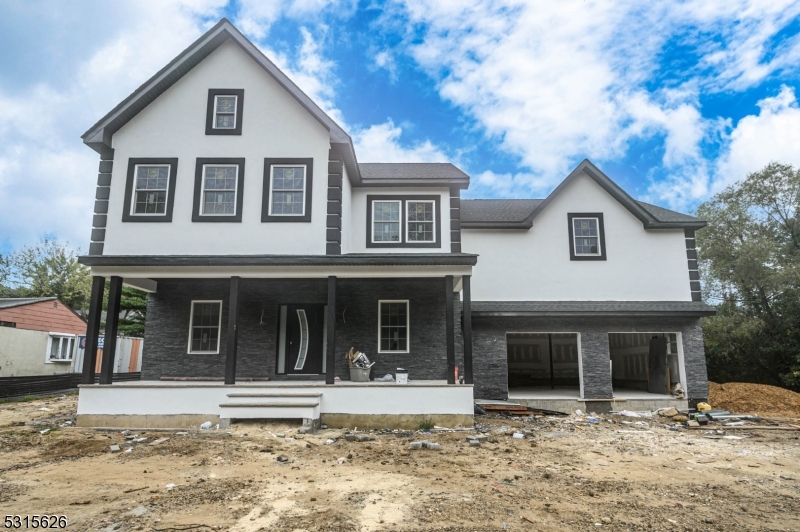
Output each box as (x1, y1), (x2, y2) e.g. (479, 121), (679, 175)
(462, 171), (691, 301)
(349, 187), (451, 253)
(104, 40), (331, 256)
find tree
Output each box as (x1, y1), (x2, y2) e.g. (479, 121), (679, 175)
(4, 237), (92, 316)
(697, 162), (800, 389)
(117, 286), (148, 337)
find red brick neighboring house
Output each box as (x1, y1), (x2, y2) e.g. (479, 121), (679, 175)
(0, 298), (87, 376)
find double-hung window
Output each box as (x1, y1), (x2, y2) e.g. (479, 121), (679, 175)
(367, 195), (441, 248)
(567, 213), (606, 260)
(262, 158), (314, 222)
(47, 334), (75, 362)
(188, 301), (222, 354)
(378, 300), (409, 353)
(192, 158), (245, 222)
(206, 89), (244, 135)
(123, 158), (178, 222)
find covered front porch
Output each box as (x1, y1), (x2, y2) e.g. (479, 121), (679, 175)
(76, 254), (478, 429)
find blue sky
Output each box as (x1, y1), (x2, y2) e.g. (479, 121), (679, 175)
(1, 0), (800, 256)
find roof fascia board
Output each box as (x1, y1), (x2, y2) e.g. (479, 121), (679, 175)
(357, 178), (470, 188)
(78, 254), (479, 267)
(472, 310), (716, 317)
(461, 221), (531, 229)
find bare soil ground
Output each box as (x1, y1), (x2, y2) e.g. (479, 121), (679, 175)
(1, 394), (799, 532)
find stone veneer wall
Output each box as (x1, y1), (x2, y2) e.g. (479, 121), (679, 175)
(141, 278), (450, 382)
(471, 315), (708, 402)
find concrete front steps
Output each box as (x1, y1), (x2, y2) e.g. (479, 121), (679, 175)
(219, 392), (321, 429)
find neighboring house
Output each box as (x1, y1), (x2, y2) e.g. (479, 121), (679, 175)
(0, 298), (86, 376)
(75, 19), (713, 429)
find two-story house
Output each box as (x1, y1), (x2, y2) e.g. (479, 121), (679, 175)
(75, 19), (714, 429)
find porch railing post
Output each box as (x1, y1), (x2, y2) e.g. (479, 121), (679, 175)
(445, 275), (455, 384)
(81, 276), (105, 384)
(225, 276), (240, 385)
(99, 276), (123, 385)
(326, 276), (336, 384)
(462, 275), (473, 384)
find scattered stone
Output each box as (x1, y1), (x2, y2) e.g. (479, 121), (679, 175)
(321, 424), (328, 429)
(175, 431), (188, 436)
(127, 506), (148, 517)
(659, 407), (679, 417)
(409, 442), (423, 450)
(601, 517), (612, 524)
(277, 433), (286, 438)
(673, 415), (689, 422)
(687, 420), (700, 428)
(276, 455), (289, 462)
(337, 457), (346, 464)
(109, 445), (121, 453)
(125, 435), (136, 440)
(149, 437), (169, 446)
(345, 434), (356, 441)
(467, 435), (488, 443)
(11, 421), (24, 427)
(704, 518), (714, 524)
(469, 441), (481, 447)
(39, 429), (50, 435)
(165, 483), (176, 490)
(357, 434), (372, 442)
(325, 439), (335, 445)
(427, 443), (442, 451)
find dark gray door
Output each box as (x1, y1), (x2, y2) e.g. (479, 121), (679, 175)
(647, 336), (668, 395)
(283, 304), (325, 375)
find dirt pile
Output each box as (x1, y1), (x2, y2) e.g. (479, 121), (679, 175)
(708, 381), (800, 417)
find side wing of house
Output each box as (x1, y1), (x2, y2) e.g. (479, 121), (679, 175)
(460, 161), (714, 407)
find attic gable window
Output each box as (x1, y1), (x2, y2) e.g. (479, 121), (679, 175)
(567, 213), (607, 261)
(206, 89), (244, 135)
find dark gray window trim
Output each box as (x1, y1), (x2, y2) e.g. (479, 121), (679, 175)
(205, 89), (244, 135)
(122, 158), (179, 223)
(262, 158), (313, 223)
(366, 195), (441, 249)
(192, 158), (245, 222)
(567, 212), (606, 261)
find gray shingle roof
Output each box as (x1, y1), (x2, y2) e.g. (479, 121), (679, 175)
(0, 297), (57, 310)
(461, 199), (702, 228)
(471, 300), (716, 316)
(357, 163), (470, 188)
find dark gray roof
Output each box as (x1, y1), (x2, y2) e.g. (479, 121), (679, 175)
(81, 18), (360, 184)
(461, 160), (706, 230)
(0, 297), (57, 310)
(357, 163), (470, 188)
(460, 199), (542, 228)
(471, 300), (716, 317)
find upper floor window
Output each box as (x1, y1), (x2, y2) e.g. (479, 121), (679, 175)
(262, 158), (313, 223)
(567, 212), (606, 261)
(122, 158), (178, 223)
(206, 89), (244, 135)
(367, 195), (441, 248)
(192, 158), (245, 222)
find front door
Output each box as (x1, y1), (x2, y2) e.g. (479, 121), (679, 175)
(279, 304), (325, 374)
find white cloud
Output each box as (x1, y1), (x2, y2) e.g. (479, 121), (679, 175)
(0, 0), (227, 252)
(352, 120), (449, 163)
(716, 85), (800, 189)
(235, 0), (356, 39)
(387, 0), (800, 200)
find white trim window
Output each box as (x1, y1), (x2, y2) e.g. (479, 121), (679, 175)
(378, 300), (409, 353)
(213, 94), (238, 129)
(406, 200), (435, 242)
(202, 164), (238, 215)
(188, 300), (223, 354)
(269, 165), (307, 215)
(373, 200), (401, 242)
(47, 334), (75, 362)
(572, 217), (601, 255)
(132, 164), (170, 215)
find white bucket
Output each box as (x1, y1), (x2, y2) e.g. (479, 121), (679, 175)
(395, 368), (408, 384)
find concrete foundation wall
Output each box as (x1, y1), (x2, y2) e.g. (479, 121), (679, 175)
(472, 315), (708, 401)
(141, 278), (449, 382)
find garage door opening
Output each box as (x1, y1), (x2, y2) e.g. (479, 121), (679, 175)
(608, 333), (684, 397)
(507, 333), (581, 398)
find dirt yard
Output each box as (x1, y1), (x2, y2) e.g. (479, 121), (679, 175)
(1, 394), (799, 532)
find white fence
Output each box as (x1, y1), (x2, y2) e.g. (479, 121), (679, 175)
(72, 336), (143, 374)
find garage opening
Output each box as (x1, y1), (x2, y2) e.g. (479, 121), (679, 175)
(608, 333), (684, 397)
(507, 333), (581, 397)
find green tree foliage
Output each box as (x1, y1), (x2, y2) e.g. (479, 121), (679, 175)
(697, 162), (800, 389)
(3, 237), (92, 316)
(116, 285), (148, 337)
